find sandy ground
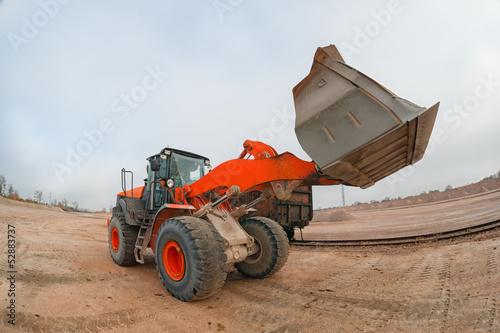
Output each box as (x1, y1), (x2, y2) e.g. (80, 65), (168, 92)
(0, 196), (499, 332)
(301, 188), (500, 241)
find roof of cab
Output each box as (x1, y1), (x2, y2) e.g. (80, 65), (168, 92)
(147, 147), (209, 161)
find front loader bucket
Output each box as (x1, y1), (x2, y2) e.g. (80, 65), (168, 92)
(293, 45), (439, 189)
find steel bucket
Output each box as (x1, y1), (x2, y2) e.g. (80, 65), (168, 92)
(293, 45), (439, 188)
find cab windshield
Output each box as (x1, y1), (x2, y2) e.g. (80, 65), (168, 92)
(169, 152), (205, 187)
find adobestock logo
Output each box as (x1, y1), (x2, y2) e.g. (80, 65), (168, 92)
(51, 65), (169, 182)
(338, 0), (404, 62)
(7, 0), (72, 54)
(442, 75), (500, 130)
(235, 106), (295, 153)
(385, 74), (499, 192)
(212, 0), (243, 22)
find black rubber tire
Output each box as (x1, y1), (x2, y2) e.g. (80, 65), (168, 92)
(108, 214), (139, 266)
(155, 216), (227, 301)
(235, 217), (289, 278)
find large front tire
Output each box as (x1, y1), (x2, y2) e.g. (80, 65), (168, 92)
(155, 216), (227, 301)
(108, 215), (139, 266)
(235, 217), (289, 278)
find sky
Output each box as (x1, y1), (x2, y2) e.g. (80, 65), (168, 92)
(0, 0), (499, 212)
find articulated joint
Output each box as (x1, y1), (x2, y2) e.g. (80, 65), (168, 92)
(194, 185), (241, 219)
(211, 185), (241, 208)
(231, 188), (274, 219)
(271, 180), (301, 200)
(203, 207), (255, 264)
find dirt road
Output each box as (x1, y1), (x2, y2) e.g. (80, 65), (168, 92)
(302, 188), (500, 242)
(0, 197), (499, 332)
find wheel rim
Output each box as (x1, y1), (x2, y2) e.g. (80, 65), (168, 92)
(245, 237), (263, 264)
(163, 240), (185, 281)
(111, 227), (119, 252)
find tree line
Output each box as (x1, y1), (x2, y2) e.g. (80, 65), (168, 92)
(0, 174), (84, 212)
(316, 170), (500, 210)
(355, 170), (500, 206)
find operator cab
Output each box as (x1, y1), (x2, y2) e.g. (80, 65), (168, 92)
(145, 148), (210, 210)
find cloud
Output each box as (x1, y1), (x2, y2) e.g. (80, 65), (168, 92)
(0, 0), (499, 211)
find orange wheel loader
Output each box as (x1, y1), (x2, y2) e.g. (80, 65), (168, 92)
(107, 45), (439, 301)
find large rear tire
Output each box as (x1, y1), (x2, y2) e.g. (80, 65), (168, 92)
(155, 216), (227, 301)
(108, 215), (139, 266)
(235, 217), (289, 278)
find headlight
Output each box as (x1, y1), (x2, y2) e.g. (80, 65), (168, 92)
(166, 179), (175, 188)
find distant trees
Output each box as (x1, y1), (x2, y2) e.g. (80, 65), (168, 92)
(484, 171), (500, 180)
(57, 198), (80, 211)
(60, 198), (68, 209)
(0, 175), (5, 196)
(0, 174), (91, 211)
(34, 190), (43, 203)
(8, 184), (14, 196)
(7, 184), (19, 200)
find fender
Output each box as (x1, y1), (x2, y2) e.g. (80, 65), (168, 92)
(118, 198), (134, 225)
(148, 203), (196, 251)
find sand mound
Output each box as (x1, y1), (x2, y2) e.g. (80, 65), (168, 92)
(0, 196), (64, 211)
(312, 209), (357, 222)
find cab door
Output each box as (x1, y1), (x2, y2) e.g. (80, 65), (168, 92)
(146, 156), (171, 210)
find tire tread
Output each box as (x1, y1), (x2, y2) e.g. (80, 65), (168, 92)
(108, 214), (139, 266)
(155, 216), (227, 301)
(235, 216), (289, 278)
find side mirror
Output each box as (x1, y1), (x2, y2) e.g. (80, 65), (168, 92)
(150, 159), (161, 172)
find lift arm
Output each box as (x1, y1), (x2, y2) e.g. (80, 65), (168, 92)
(184, 150), (339, 200)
